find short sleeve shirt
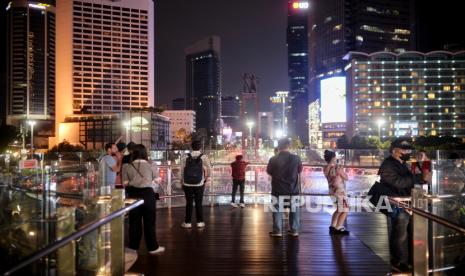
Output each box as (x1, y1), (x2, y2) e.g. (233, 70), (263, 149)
(100, 154), (117, 187)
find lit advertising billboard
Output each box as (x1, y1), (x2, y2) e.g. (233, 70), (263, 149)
(320, 77), (346, 124)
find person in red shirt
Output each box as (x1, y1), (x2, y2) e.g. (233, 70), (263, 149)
(230, 155), (249, 208)
(411, 150), (432, 185)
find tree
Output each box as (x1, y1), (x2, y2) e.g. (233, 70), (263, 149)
(0, 125), (18, 152)
(291, 137), (303, 149)
(336, 135), (350, 149)
(45, 140), (86, 160)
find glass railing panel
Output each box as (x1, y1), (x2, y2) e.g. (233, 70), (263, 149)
(429, 220), (465, 274)
(0, 186), (140, 274)
(432, 160), (465, 196)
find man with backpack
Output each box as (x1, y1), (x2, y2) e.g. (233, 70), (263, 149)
(180, 140), (212, 229)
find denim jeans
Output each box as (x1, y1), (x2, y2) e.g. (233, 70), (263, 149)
(272, 195), (301, 233)
(231, 179), (245, 203)
(386, 207), (411, 265)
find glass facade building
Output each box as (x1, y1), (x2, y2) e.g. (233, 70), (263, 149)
(185, 36), (221, 136)
(6, 0), (56, 143)
(345, 51), (465, 139)
(287, 1), (309, 143)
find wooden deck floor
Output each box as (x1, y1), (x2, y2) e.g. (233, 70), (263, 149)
(128, 205), (391, 276)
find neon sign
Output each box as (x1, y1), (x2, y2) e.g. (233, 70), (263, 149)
(292, 2), (309, 9)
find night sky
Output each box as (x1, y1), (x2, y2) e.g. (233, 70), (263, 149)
(154, 0), (289, 109)
(1, 0), (465, 115)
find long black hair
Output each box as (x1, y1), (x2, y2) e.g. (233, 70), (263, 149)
(131, 144), (148, 161)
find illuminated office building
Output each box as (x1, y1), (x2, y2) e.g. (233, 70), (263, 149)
(345, 51), (465, 139)
(6, 0), (56, 147)
(309, 0), (416, 105)
(270, 91), (290, 137)
(185, 36), (221, 136)
(54, 0), (154, 144)
(287, 1), (309, 143)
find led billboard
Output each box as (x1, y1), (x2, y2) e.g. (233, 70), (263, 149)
(320, 77), (346, 123)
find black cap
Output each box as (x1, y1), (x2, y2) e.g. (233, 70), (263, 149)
(390, 138), (413, 150)
(116, 142), (127, 152)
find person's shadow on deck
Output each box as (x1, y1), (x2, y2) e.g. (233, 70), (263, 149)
(331, 235), (349, 275)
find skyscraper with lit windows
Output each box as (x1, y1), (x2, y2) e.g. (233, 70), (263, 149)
(6, 0), (56, 146)
(345, 51), (465, 139)
(55, 0), (154, 143)
(185, 36), (221, 136)
(287, 1), (309, 143)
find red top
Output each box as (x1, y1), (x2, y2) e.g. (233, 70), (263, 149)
(231, 160), (249, 180)
(411, 160), (431, 175)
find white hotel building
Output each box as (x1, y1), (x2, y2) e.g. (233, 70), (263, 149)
(54, 0), (154, 144)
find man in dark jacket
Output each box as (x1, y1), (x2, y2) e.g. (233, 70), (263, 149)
(230, 155), (249, 208)
(266, 138), (303, 237)
(378, 137), (415, 272)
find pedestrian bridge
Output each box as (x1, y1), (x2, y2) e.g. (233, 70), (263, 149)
(1, 153), (465, 275)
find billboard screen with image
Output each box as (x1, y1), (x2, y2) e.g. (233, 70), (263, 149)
(320, 76), (346, 123)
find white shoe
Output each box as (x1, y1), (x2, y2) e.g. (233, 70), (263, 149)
(181, 222), (192, 229)
(124, 248), (138, 271)
(149, 246), (165, 255)
(231, 202), (238, 208)
(240, 203), (245, 208)
(197, 222), (205, 228)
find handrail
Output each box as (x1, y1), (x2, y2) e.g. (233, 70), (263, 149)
(3, 199), (144, 276)
(388, 197), (465, 234)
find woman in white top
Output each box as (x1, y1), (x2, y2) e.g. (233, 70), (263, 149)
(323, 150), (350, 235)
(122, 144), (164, 254)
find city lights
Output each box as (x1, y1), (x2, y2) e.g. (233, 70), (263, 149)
(292, 2), (309, 9)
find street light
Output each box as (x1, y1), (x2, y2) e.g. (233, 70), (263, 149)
(376, 119), (385, 139)
(27, 120), (36, 151)
(246, 121), (254, 149)
(275, 129), (283, 139)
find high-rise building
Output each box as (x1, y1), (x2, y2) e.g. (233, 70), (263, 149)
(54, 0), (154, 144)
(6, 0), (56, 147)
(258, 112), (274, 140)
(345, 51), (465, 139)
(185, 36), (221, 136)
(270, 91), (289, 137)
(221, 95), (240, 131)
(287, 1), (309, 143)
(309, 0), (416, 101)
(308, 99), (322, 148)
(162, 110), (196, 143)
(172, 97), (185, 110)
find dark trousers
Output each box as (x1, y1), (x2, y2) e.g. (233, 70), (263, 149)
(386, 208), (412, 265)
(183, 185), (205, 223)
(126, 187), (159, 251)
(231, 179), (245, 203)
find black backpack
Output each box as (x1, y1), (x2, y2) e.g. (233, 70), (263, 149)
(183, 153), (204, 184)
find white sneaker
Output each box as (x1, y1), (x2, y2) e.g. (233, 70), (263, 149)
(181, 222), (192, 229)
(240, 203), (245, 208)
(231, 202), (238, 208)
(148, 246), (165, 255)
(124, 248), (138, 271)
(197, 222), (205, 228)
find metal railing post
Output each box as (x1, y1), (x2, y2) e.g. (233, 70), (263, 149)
(110, 189), (125, 275)
(412, 187), (429, 276)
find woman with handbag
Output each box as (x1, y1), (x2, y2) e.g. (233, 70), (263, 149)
(324, 150), (350, 235)
(122, 144), (165, 255)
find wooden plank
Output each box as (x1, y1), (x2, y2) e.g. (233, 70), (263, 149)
(128, 206), (391, 276)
